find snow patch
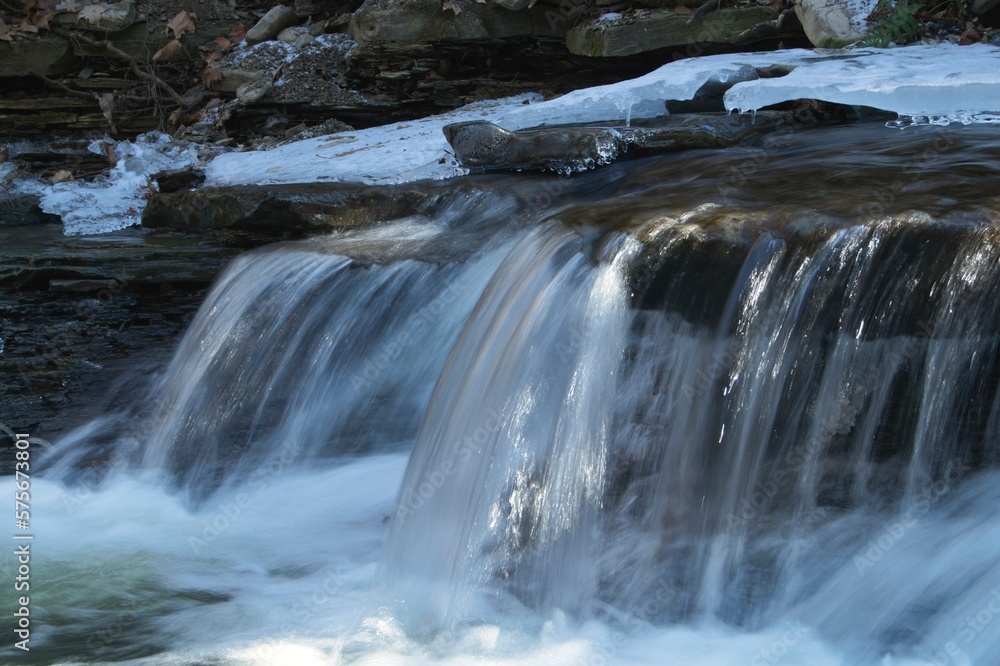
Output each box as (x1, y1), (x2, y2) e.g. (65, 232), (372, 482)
(724, 44), (1000, 117)
(15, 132), (200, 236)
(207, 43), (1000, 189)
(14, 43), (1000, 234)
(850, 0), (881, 33)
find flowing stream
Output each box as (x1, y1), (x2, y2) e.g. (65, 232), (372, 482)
(6, 123), (1000, 665)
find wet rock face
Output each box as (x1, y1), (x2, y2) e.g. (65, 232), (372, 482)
(444, 121), (629, 174)
(442, 113), (789, 174)
(0, 224), (243, 447)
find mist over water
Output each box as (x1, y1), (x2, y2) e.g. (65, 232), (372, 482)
(6, 123), (1000, 665)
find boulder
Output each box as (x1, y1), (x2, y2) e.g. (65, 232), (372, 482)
(794, 0), (878, 48)
(246, 5), (300, 45)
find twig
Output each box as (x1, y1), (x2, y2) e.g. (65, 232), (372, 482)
(28, 71), (93, 99)
(53, 28), (186, 107)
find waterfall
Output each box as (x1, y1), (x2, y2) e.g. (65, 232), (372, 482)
(376, 213), (1000, 647)
(19, 125), (1000, 665)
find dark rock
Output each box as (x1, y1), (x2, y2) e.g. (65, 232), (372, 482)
(566, 6), (797, 56)
(0, 224), (244, 445)
(444, 121), (630, 174)
(0, 192), (62, 228)
(154, 168), (207, 194)
(141, 182), (434, 234)
(443, 113), (790, 174)
(0, 33), (77, 77)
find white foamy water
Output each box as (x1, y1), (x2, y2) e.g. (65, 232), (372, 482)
(7, 466), (1000, 664)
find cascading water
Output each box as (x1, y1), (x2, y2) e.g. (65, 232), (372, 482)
(6, 123), (1000, 665)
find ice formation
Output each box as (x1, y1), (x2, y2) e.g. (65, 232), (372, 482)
(205, 43), (1000, 189)
(14, 133), (200, 236)
(11, 43), (1000, 235)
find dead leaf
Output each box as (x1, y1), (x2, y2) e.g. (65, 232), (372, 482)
(960, 26), (982, 45)
(17, 20), (39, 33)
(165, 10), (197, 40)
(198, 35), (230, 61)
(79, 4), (106, 25)
(96, 93), (116, 132)
(0, 146), (8, 164)
(0, 20), (13, 42)
(51, 170), (74, 183)
(201, 63), (223, 88)
(104, 142), (117, 169)
(28, 10), (54, 29)
(442, 0), (462, 14)
(153, 38), (183, 61)
(228, 22), (247, 44)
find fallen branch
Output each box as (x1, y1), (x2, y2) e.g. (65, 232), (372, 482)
(53, 28), (186, 107)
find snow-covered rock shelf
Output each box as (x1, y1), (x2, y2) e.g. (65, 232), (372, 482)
(205, 43), (1000, 189)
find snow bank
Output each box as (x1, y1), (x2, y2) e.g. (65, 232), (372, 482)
(15, 133), (200, 236)
(12, 43), (1000, 235)
(205, 43), (1000, 189)
(724, 44), (1000, 119)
